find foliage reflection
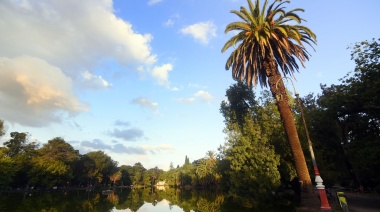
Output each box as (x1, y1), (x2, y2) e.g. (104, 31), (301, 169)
(0, 187), (295, 211)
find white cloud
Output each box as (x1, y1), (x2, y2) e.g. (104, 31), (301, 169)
(141, 144), (175, 154)
(163, 13), (180, 27)
(164, 19), (174, 27)
(194, 90), (214, 103)
(81, 70), (112, 89)
(176, 97), (196, 104)
(0, 0), (159, 127)
(0, 56), (88, 127)
(0, 0), (157, 77)
(176, 90), (214, 104)
(148, 0), (162, 6)
(151, 63), (173, 87)
(188, 83), (207, 89)
(188, 83), (201, 88)
(180, 21), (217, 44)
(131, 97), (158, 112)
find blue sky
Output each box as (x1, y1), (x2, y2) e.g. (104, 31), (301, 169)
(1, 0), (379, 170)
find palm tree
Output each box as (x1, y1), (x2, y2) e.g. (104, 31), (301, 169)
(221, 0), (316, 188)
(196, 151), (220, 187)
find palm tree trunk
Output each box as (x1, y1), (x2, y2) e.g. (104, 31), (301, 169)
(266, 63), (312, 188)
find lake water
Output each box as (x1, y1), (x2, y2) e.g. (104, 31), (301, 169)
(0, 187), (296, 211)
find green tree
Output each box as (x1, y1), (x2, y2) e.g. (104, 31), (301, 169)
(184, 155), (190, 166)
(29, 158), (70, 188)
(178, 162), (196, 187)
(257, 90), (297, 185)
(29, 137), (79, 187)
(221, 0), (316, 187)
(0, 119), (5, 137)
(71, 155), (91, 187)
(220, 82), (258, 128)
(298, 93), (349, 187)
(2, 132), (38, 188)
(223, 114), (281, 207)
(110, 171), (122, 187)
(142, 166), (164, 186)
(119, 165), (133, 186)
(195, 151), (220, 187)
(0, 148), (17, 189)
(221, 83), (297, 187)
(160, 167), (179, 187)
(84, 151), (118, 186)
(38, 137), (79, 163)
(316, 38), (380, 189)
(3, 132), (38, 157)
(130, 162), (146, 186)
(348, 38), (380, 120)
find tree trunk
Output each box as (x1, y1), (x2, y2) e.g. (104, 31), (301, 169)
(266, 64), (312, 188)
(339, 121), (363, 190)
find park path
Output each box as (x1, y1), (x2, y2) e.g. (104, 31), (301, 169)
(297, 189), (380, 212)
(344, 192), (380, 212)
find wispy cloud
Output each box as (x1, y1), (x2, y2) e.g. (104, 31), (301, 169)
(176, 97), (196, 104)
(163, 13), (180, 27)
(82, 139), (111, 150)
(148, 0), (162, 6)
(194, 90), (214, 103)
(80, 70), (112, 89)
(78, 139), (174, 155)
(108, 128), (145, 141)
(131, 97), (158, 112)
(164, 19), (174, 27)
(180, 21), (217, 44)
(80, 139), (145, 154)
(112, 143), (146, 154)
(141, 144), (175, 154)
(188, 83), (207, 89)
(176, 90), (214, 104)
(114, 120), (131, 127)
(151, 63), (173, 87)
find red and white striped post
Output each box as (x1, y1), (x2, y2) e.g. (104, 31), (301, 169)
(295, 91), (331, 211)
(279, 77), (331, 210)
(307, 134), (331, 210)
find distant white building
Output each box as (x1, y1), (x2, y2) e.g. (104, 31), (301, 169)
(156, 180), (166, 186)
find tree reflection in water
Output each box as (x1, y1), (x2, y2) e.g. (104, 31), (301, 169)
(106, 192), (119, 206)
(0, 187), (295, 211)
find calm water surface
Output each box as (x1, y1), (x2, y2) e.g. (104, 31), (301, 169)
(0, 187), (295, 211)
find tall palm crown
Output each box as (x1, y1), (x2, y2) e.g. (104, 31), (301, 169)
(222, 0), (316, 87)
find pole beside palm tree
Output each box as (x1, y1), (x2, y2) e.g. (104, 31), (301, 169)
(222, 0), (316, 188)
